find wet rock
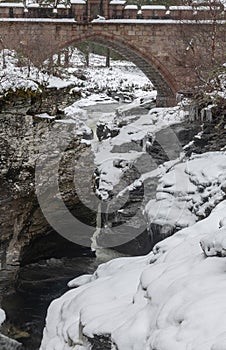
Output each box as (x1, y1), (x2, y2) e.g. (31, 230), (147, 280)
(149, 223), (176, 246)
(0, 91), (93, 269)
(87, 334), (115, 350)
(96, 121), (119, 141)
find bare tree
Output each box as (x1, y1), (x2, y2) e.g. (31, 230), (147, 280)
(174, 0), (225, 89)
(0, 35), (6, 69)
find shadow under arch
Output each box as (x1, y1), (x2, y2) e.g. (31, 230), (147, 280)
(58, 34), (178, 106)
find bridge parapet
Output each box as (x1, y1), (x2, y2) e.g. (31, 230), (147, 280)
(0, 1), (225, 21)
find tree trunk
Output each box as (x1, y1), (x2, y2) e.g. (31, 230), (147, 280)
(106, 48), (110, 67)
(64, 48), (69, 67)
(85, 45), (90, 67)
(48, 55), (54, 74)
(2, 49), (6, 69)
(57, 53), (61, 66)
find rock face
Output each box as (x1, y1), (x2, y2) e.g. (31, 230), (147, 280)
(0, 89), (93, 270)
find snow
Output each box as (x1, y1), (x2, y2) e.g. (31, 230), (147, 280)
(169, 5), (194, 10)
(0, 2), (24, 7)
(70, 0), (86, 3)
(124, 4), (138, 10)
(40, 199), (226, 350)
(0, 48), (152, 103)
(51, 50), (152, 99)
(89, 19), (226, 24)
(200, 224), (226, 257)
(27, 3), (40, 7)
(35, 113), (55, 119)
(0, 0), (72, 7)
(145, 152), (226, 230)
(141, 5), (166, 10)
(109, 0), (126, 4)
(47, 77), (74, 89)
(0, 18), (77, 22)
(0, 49), (45, 95)
(168, 5), (222, 10)
(0, 309), (5, 325)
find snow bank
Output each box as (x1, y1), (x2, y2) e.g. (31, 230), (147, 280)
(0, 48), (152, 99)
(40, 198), (226, 350)
(145, 151), (226, 230)
(0, 49), (47, 95)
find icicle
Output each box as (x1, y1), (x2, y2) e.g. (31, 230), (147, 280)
(91, 203), (102, 252)
(201, 108), (205, 122)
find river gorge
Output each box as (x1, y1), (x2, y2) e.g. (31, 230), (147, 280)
(1, 48), (225, 350)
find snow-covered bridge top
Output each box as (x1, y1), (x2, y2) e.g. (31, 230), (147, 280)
(0, 0), (224, 22)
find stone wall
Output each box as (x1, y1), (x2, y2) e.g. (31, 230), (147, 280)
(0, 20), (224, 106)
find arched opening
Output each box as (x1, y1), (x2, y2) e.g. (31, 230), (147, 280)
(58, 34), (178, 106)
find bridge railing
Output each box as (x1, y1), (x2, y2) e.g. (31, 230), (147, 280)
(0, 1), (224, 21)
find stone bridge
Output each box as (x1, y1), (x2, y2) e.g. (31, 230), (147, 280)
(0, 17), (225, 105)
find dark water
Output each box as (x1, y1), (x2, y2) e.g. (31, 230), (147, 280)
(1, 256), (99, 350)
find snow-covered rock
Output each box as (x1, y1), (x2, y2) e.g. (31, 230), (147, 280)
(93, 105), (186, 199)
(145, 151), (226, 232)
(40, 199), (226, 350)
(200, 225), (226, 257)
(0, 309), (5, 325)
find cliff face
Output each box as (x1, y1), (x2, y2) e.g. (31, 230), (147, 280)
(0, 88), (92, 269)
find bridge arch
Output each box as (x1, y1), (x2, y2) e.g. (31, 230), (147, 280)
(59, 33), (178, 106)
(3, 21), (219, 106)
